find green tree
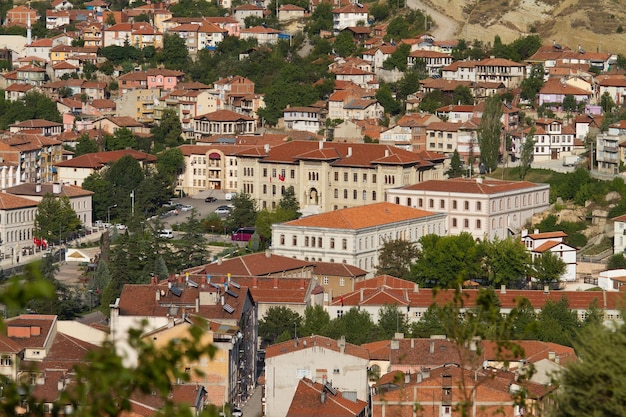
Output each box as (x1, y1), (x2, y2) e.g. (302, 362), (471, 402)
(562, 94), (577, 114)
(301, 304), (331, 336)
(531, 251), (566, 286)
(412, 233), (482, 288)
(326, 307), (376, 345)
(600, 91), (616, 114)
(306, 2), (333, 35)
(89, 259), (111, 295)
(520, 64), (544, 104)
(478, 94), (503, 172)
(607, 254), (626, 269)
(518, 127), (535, 180)
(258, 306), (302, 344)
(277, 185), (301, 219)
(156, 148), (184, 186)
(74, 133), (99, 156)
(151, 108), (183, 151)
(82, 172), (112, 222)
(375, 82), (401, 116)
(377, 304), (409, 339)
(103, 155), (145, 222)
(535, 297), (580, 346)
(549, 317), (626, 416)
(34, 194), (81, 243)
(159, 34), (190, 70)
(453, 85), (474, 105)
(376, 238), (419, 280)
(333, 30), (357, 57)
(446, 149), (465, 178)
(383, 43), (410, 71)
(419, 90), (445, 113)
(227, 192), (257, 231)
(410, 305), (445, 337)
(480, 237), (530, 287)
(175, 210), (209, 269)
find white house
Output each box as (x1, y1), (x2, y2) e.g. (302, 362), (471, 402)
(271, 202), (446, 274)
(265, 335), (370, 417)
(612, 213), (626, 255)
(387, 178), (551, 241)
(332, 3), (368, 33)
(598, 269), (626, 292)
(521, 229), (577, 282)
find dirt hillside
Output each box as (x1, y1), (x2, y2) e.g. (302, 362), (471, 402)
(417, 0), (626, 55)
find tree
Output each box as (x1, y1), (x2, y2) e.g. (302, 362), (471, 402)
(549, 318), (626, 416)
(600, 91), (616, 114)
(175, 210), (210, 270)
(419, 90), (445, 113)
(607, 254), (626, 269)
(480, 237), (530, 288)
(535, 297), (580, 346)
(333, 30), (357, 57)
(104, 155), (145, 222)
(301, 305), (331, 336)
(518, 127), (535, 180)
(446, 149), (465, 178)
(258, 306), (302, 345)
(156, 148), (184, 186)
(478, 94), (503, 172)
(159, 34), (189, 70)
(34, 194), (81, 243)
(151, 108), (183, 151)
(531, 251), (566, 286)
(306, 2), (333, 35)
(227, 192), (257, 231)
(453, 85), (474, 105)
(562, 94), (577, 114)
(377, 304), (409, 339)
(74, 133), (99, 156)
(382, 43), (410, 71)
(277, 186), (301, 219)
(89, 259), (111, 303)
(375, 82), (401, 116)
(520, 64), (544, 104)
(376, 238), (419, 280)
(410, 305), (445, 337)
(325, 307), (376, 345)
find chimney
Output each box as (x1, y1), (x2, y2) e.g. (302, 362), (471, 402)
(338, 336), (346, 353)
(36, 183), (41, 193)
(195, 297), (199, 313)
(360, 288), (364, 302)
(413, 283), (419, 292)
(548, 351), (556, 361)
(534, 229), (539, 234)
(206, 274), (211, 284)
(227, 273), (231, 282)
(404, 372), (410, 384)
(253, 277), (257, 288)
(57, 378), (65, 391)
(417, 371), (422, 383)
(221, 295), (225, 305)
(347, 146), (352, 157)
(544, 285), (550, 294)
(264, 143), (270, 153)
(53, 182), (62, 194)
(265, 249), (271, 258)
(273, 277), (278, 289)
(500, 284), (506, 294)
(476, 177), (483, 184)
(156, 290), (160, 301)
(384, 149), (389, 157)
(430, 338), (435, 354)
(319, 141), (324, 150)
(217, 257), (223, 265)
(300, 278), (304, 289)
(521, 229), (528, 238)
(411, 339), (414, 348)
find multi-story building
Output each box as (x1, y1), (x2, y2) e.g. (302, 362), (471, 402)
(115, 87), (161, 124)
(475, 57), (526, 89)
(332, 3), (368, 33)
(282, 106), (327, 133)
(237, 141), (447, 214)
(271, 202), (445, 274)
(193, 110), (256, 139)
(6, 5), (38, 27)
(612, 213), (626, 255)
(265, 335), (369, 417)
(596, 120), (626, 174)
(407, 50), (454, 76)
(386, 177), (551, 240)
(526, 118), (576, 162)
(0, 132), (64, 184)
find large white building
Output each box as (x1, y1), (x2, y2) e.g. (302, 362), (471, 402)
(386, 178), (550, 240)
(271, 202), (445, 274)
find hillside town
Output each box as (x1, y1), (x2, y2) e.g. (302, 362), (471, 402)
(0, 0), (624, 415)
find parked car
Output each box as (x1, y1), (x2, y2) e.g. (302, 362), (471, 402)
(215, 205), (232, 215)
(224, 192), (237, 201)
(180, 204), (193, 212)
(205, 196), (217, 203)
(115, 224), (127, 231)
(158, 229), (174, 239)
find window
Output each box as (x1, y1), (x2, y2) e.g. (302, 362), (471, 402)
(280, 234), (285, 245)
(418, 198), (423, 207)
(464, 219), (469, 228)
(0, 356), (11, 366)
(476, 201), (482, 211)
(476, 220), (481, 229)
(429, 199), (434, 208)
(292, 236), (297, 246)
(334, 172), (339, 181)
(452, 200), (457, 209)
(323, 276), (329, 285)
(452, 218), (457, 227)
(330, 238), (335, 248)
(343, 172), (348, 182)
(342, 239), (347, 250)
(344, 189), (348, 199)
(464, 201), (469, 210)
(440, 199), (445, 209)
(304, 236), (309, 247)
(372, 191), (377, 201)
(353, 190), (357, 200)
(362, 173), (367, 182)
(339, 277), (345, 286)
(372, 174), (377, 183)
(353, 173), (358, 182)
(334, 189), (339, 198)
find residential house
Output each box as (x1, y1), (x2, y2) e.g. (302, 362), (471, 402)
(538, 77), (591, 108)
(52, 61), (78, 79)
(386, 177), (551, 240)
(102, 22), (163, 48)
(213, 75), (255, 109)
(55, 149), (156, 187)
(613, 213), (626, 255)
(9, 119), (63, 136)
(193, 110), (256, 139)
(93, 116), (149, 135)
(51, 0), (74, 10)
(388, 113), (440, 151)
(82, 23), (104, 47)
(22, 38), (54, 61)
(169, 22), (227, 55)
(110, 278), (257, 407)
(271, 202), (446, 274)
(46, 10), (70, 29)
(342, 98), (383, 121)
(526, 118), (576, 162)
(237, 141), (447, 215)
(441, 60), (478, 82)
(287, 378), (368, 417)
(475, 57), (526, 88)
(6, 5), (38, 27)
(332, 3), (368, 33)
(407, 50), (454, 76)
(333, 65), (377, 89)
(598, 269), (626, 292)
(205, 16), (240, 37)
(4, 83), (35, 101)
(265, 335), (370, 417)
(155, 88), (218, 137)
(521, 229), (577, 282)
(15, 65), (47, 86)
(82, 98), (116, 117)
(310, 261), (366, 300)
(597, 75), (626, 107)
(595, 120), (626, 174)
(435, 104), (475, 123)
(424, 121), (465, 156)
(232, 4), (264, 26)
(361, 44), (396, 71)
(240, 26), (282, 45)
(0, 133), (64, 184)
(278, 4), (306, 21)
(574, 113), (600, 140)
(282, 106), (327, 133)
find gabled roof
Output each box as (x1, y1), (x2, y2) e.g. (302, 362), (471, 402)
(194, 109), (254, 122)
(400, 178), (547, 194)
(6, 183), (93, 198)
(55, 149), (156, 169)
(287, 378), (368, 417)
(266, 335), (369, 360)
(539, 78), (591, 96)
(185, 251), (314, 277)
(526, 231), (568, 240)
(283, 202), (439, 230)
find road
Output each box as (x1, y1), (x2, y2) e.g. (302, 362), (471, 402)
(405, 0), (459, 40)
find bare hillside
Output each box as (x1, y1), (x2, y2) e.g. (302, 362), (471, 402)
(417, 0), (626, 55)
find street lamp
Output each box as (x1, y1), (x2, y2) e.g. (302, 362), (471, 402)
(107, 204), (117, 225)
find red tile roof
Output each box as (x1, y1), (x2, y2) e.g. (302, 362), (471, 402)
(266, 335), (369, 360)
(55, 149), (156, 169)
(283, 202), (438, 230)
(287, 378), (368, 417)
(400, 178), (546, 194)
(185, 251), (314, 278)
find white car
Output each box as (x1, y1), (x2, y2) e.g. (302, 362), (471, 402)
(158, 229), (174, 239)
(115, 224), (127, 231)
(224, 192), (237, 201)
(180, 204), (193, 212)
(215, 205), (232, 215)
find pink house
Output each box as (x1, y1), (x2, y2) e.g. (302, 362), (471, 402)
(145, 68), (185, 90)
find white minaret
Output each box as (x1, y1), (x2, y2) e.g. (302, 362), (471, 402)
(26, 1), (32, 45)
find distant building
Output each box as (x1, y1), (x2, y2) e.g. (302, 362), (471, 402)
(613, 213), (626, 255)
(272, 202), (445, 274)
(386, 178), (551, 240)
(521, 229), (577, 282)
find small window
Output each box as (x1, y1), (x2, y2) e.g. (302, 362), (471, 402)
(342, 239), (347, 250)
